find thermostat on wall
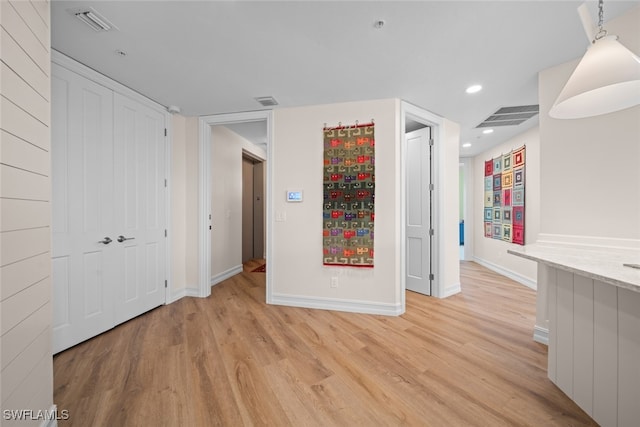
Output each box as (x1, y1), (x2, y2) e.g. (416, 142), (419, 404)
(286, 190), (303, 202)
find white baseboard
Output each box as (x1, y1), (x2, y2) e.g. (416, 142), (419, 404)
(473, 257), (537, 290)
(536, 233), (640, 251)
(168, 286), (201, 303)
(441, 283), (461, 298)
(211, 264), (243, 287)
(533, 325), (549, 345)
(270, 293), (403, 316)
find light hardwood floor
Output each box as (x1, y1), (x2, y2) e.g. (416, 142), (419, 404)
(53, 261), (596, 426)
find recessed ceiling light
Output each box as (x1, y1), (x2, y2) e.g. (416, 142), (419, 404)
(482, 129), (494, 134)
(462, 142), (472, 148)
(466, 84), (482, 94)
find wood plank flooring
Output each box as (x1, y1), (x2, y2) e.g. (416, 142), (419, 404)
(53, 260), (596, 426)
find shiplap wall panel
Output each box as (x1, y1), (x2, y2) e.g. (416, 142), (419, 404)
(1, 328), (50, 402)
(1, 0), (52, 419)
(0, 1), (49, 74)
(0, 164), (49, 200)
(0, 27), (49, 99)
(0, 252), (50, 301)
(1, 303), (50, 371)
(0, 199), (49, 232)
(617, 288), (640, 426)
(593, 280), (618, 427)
(572, 275), (594, 415)
(0, 130), (50, 174)
(0, 228), (50, 267)
(1, 62), (49, 124)
(0, 97), (49, 149)
(8, 0), (49, 48)
(30, 0), (50, 28)
(0, 277), (50, 335)
(2, 350), (51, 425)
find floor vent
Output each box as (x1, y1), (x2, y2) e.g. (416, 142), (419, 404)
(476, 105), (539, 128)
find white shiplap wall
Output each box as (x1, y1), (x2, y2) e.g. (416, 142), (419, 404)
(1, 0), (53, 424)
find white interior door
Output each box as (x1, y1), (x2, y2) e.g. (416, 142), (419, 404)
(113, 94), (166, 323)
(405, 127), (432, 295)
(52, 65), (117, 352)
(52, 64), (166, 353)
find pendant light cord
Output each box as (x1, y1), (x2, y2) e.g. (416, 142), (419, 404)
(595, 0), (607, 41)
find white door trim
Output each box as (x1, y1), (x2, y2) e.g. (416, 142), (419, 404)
(52, 51), (172, 306)
(400, 101), (444, 299)
(197, 111), (273, 299)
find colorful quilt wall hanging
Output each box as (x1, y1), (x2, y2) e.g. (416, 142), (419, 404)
(323, 122), (375, 267)
(484, 146), (525, 245)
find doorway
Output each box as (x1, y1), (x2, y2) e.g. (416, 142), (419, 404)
(404, 123), (433, 296)
(242, 154), (265, 262)
(401, 101), (445, 301)
(198, 111), (272, 299)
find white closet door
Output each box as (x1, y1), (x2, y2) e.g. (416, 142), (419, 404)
(52, 64), (116, 353)
(113, 93), (166, 323)
(52, 63), (167, 353)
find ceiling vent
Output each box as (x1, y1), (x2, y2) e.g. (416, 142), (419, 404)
(476, 105), (539, 128)
(254, 96), (279, 107)
(69, 8), (115, 32)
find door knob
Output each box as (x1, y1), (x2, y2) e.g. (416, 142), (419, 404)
(98, 237), (112, 244)
(117, 235), (135, 243)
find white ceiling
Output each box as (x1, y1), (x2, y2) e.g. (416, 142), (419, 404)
(51, 1), (640, 157)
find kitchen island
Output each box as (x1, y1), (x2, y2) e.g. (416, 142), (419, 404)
(509, 244), (640, 427)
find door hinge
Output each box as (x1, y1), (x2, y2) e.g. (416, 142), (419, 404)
(429, 183), (434, 191)
(165, 280), (168, 288)
(164, 229), (167, 237)
(164, 178), (167, 188)
(429, 228), (434, 236)
(429, 138), (434, 146)
(429, 273), (435, 281)
(164, 128), (167, 137)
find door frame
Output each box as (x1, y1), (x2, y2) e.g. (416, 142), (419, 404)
(197, 111), (272, 298)
(52, 50), (172, 306)
(400, 101), (443, 302)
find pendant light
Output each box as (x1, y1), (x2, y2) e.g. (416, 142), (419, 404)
(549, 0), (640, 119)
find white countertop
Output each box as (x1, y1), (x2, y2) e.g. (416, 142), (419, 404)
(508, 244), (640, 293)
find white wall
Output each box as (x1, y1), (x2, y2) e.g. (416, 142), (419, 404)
(271, 99), (403, 314)
(185, 117), (200, 289)
(538, 5), (640, 248)
(0, 0), (54, 423)
(170, 114), (188, 299)
(169, 115), (200, 300)
(473, 126), (540, 287)
(210, 126), (266, 283)
(439, 118), (462, 296)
